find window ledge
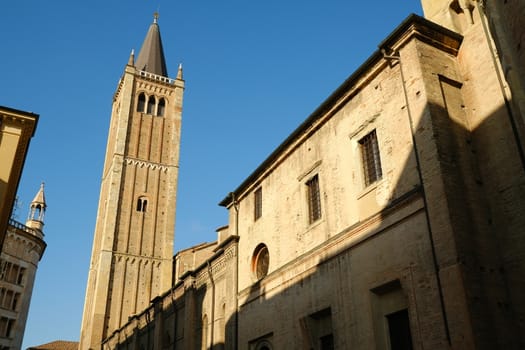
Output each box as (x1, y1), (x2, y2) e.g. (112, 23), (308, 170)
(306, 217), (324, 232)
(357, 178), (383, 200)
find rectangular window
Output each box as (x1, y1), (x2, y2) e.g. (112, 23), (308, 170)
(370, 280), (413, 350)
(0, 317), (14, 338)
(7, 263), (17, 284)
(3, 291), (13, 310)
(301, 307), (334, 350)
(254, 187), (262, 220)
(0, 317), (6, 338)
(387, 309), (413, 350)
(17, 267), (25, 285)
(359, 130), (382, 186)
(306, 175), (322, 223)
(0, 260), (5, 281)
(136, 197), (148, 212)
(11, 293), (19, 311)
(320, 334), (334, 350)
(0, 261), (10, 282)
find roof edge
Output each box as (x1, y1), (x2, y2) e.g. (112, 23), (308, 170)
(219, 14), (463, 208)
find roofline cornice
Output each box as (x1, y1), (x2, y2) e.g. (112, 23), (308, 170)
(219, 14), (463, 208)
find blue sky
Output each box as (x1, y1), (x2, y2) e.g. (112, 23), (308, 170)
(1, 1), (422, 347)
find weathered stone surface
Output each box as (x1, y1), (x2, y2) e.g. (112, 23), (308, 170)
(91, 3), (525, 349)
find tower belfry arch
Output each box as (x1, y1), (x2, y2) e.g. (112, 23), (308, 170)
(79, 14), (184, 350)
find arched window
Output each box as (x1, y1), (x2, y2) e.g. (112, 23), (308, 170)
(255, 340), (273, 350)
(137, 93), (146, 112)
(147, 96), (156, 114)
(157, 98), (166, 116)
(137, 197), (148, 212)
(29, 204), (44, 222)
(449, 0), (474, 32)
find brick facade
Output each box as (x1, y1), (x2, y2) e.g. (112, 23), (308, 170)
(94, 4), (525, 350)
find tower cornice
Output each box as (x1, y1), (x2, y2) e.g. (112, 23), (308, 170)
(124, 156), (178, 172)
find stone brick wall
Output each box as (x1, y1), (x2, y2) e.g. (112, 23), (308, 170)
(97, 11), (525, 349)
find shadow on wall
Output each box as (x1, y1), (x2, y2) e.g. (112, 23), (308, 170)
(221, 98), (525, 349)
(102, 95), (525, 349)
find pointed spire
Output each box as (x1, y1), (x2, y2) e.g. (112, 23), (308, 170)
(31, 182), (46, 210)
(26, 183), (46, 233)
(135, 13), (168, 77)
(177, 63), (183, 80)
(128, 49), (135, 66)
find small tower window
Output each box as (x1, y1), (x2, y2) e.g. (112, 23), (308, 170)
(147, 96), (156, 114)
(137, 93), (146, 112)
(137, 197), (148, 212)
(157, 98), (166, 116)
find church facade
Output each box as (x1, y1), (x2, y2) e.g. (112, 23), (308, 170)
(82, 1), (525, 349)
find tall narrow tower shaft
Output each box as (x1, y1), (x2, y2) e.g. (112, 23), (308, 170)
(79, 15), (184, 350)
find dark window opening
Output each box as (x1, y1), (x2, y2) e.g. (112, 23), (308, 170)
(147, 96), (156, 114)
(11, 293), (19, 311)
(157, 98), (166, 116)
(359, 130), (382, 186)
(320, 334), (334, 350)
(30, 204), (43, 221)
(302, 307), (334, 350)
(387, 309), (413, 350)
(254, 187), (262, 220)
(252, 339), (273, 350)
(306, 174), (321, 223)
(17, 267), (25, 285)
(137, 93), (146, 112)
(137, 197), (148, 212)
(0, 317), (14, 338)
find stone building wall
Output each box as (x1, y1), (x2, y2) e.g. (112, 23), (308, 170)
(80, 63), (185, 349)
(173, 242), (217, 281)
(102, 237), (238, 350)
(483, 0), (525, 137)
(0, 221), (45, 350)
(0, 106), (38, 249)
(99, 7), (525, 350)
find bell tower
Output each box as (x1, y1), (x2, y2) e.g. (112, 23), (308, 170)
(79, 13), (184, 350)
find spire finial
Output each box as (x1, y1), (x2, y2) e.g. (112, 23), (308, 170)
(153, 12), (159, 24)
(128, 49), (135, 66)
(135, 11), (168, 76)
(177, 63), (183, 80)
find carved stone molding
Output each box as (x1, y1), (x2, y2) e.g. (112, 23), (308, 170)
(124, 157), (173, 172)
